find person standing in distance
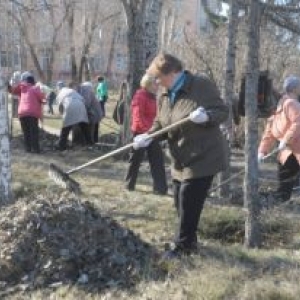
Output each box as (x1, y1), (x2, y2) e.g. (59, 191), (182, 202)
(125, 73), (168, 195)
(258, 76), (300, 202)
(133, 53), (229, 259)
(7, 72), (45, 153)
(96, 76), (108, 117)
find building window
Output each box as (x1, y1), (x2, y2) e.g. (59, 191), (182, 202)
(90, 56), (101, 72)
(175, 0), (182, 10)
(61, 54), (70, 72)
(115, 53), (126, 72)
(39, 26), (52, 43)
(0, 51), (12, 68)
(39, 48), (51, 71)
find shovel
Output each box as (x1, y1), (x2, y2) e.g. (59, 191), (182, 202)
(49, 116), (191, 193)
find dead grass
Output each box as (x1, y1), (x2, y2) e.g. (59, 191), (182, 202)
(4, 119), (300, 299)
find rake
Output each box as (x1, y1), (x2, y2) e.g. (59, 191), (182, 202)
(49, 116), (191, 193)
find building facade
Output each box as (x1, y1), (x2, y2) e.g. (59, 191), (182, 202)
(0, 0), (221, 85)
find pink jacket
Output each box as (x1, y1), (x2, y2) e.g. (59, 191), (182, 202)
(10, 83), (45, 119)
(259, 94), (300, 164)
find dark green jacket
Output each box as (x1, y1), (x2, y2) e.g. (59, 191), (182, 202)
(150, 71), (229, 181)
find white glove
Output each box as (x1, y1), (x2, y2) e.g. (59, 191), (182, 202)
(278, 140), (287, 151)
(189, 107), (209, 124)
(133, 133), (153, 150)
(257, 153), (265, 164)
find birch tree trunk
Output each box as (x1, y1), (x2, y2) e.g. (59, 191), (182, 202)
(244, 0), (262, 248)
(0, 70), (12, 204)
(218, 0), (239, 198)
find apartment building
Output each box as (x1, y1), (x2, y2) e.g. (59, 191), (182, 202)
(182, 0), (221, 35)
(0, 1), (23, 79)
(0, 0), (221, 84)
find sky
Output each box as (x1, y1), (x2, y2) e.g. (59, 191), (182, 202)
(221, 2), (229, 16)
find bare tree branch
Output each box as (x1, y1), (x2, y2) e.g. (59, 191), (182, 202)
(264, 10), (300, 34)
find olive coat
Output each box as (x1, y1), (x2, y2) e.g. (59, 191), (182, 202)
(149, 71), (229, 181)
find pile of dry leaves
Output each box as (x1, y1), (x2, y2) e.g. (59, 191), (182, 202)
(0, 192), (163, 293)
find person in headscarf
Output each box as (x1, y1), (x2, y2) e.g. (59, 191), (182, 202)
(7, 71), (45, 153)
(78, 82), (103, 144)
(258, 75), (300, 202)
(55, 81), (92, 150)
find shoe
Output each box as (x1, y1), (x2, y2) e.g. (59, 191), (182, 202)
(161, 244), (196, 262)
(31, 150), (41, 154)
(54, 145), (67, 151)
(125, 185), (135, 191)
(153, 190), (167, 195)
(161, 249), (182, 261)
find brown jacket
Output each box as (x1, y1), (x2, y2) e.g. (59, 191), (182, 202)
(149, 71), (229, 181)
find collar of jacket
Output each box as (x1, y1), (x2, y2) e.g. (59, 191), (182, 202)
(167, 71), (186, 104)
(162, 71), (193, 98)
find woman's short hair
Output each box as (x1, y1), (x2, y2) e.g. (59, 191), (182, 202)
(140, 74), (156, 91)
(283, 75), (300, 93)
(56, 81), (65, 90)
(147, 52), (183, 76)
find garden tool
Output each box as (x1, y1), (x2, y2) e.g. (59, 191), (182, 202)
(209, 147), (280, 194)
(49, 116), (191, 193)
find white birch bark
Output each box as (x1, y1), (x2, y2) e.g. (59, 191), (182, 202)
(0, 71), (12, 204)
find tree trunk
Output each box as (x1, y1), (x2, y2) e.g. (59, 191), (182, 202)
(121, 0), (162, 145)
(68, 7), (77, 83)
(218, 0), (239, 198)
(106, 28), (118, 78)
(244, 0), (262, 248)
(0, 71), (12, 204)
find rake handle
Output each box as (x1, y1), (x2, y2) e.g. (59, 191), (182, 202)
(67, 116), (191, 175)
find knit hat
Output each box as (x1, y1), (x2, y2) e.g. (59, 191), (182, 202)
(21, 71), (33, 82)
(283, 76), (300, 93)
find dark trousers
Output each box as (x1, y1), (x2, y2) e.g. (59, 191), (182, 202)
(19, 116), (40, 153)
(48, 103), (54, 114)
(58, 122), (91, 150)
(277, 154), (300, 201)
(100, 102), (106, 117)
(173, 176), (214, 249)
(94, 122), (99, 143)
(125, 139), (167, 194)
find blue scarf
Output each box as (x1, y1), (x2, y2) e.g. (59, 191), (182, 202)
(168, 71), (186, 104)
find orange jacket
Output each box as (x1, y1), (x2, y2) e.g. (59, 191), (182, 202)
(259, 94), (300, 164)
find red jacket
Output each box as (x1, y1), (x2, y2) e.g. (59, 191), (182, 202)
(131, 88), (157, 134)
(9, 83), (45, 119)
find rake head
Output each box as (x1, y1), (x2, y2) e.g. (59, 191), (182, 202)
(49, 163), (81, 194)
